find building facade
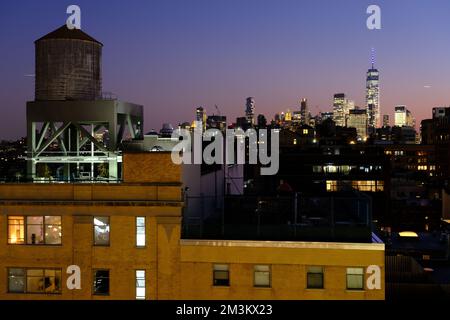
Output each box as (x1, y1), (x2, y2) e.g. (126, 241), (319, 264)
(382, 115), (390, 127)
(300, 98), (310, 125)
(245, 97), (255, 126)
(395, 105), (414, 127)
(0, 152), (385, 300)
(347, 109), (368, 141)
(366, 64), (380, 130)
(332, 93), (350, 127)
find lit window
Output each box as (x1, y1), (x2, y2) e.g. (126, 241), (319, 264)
(375, 181), (384, 192)
(8, 268), (61, 294)
(93, 270), (110, 295)
(44, 216), (62, 245)
(8, 216), (61, 245)
(136, 270), (146, 300)
(26, 269), (45, 293)
(307, 266), (324, 289)
(340, 165), (351, 174)
(303, 129), (309, 134)
(326, 180), (338, 192)
(136, 217), (145, 247)
(293, 139), (297, 145)
(26, 217), (44, 244)
(346, 267), (364, 290)
(7, 216), (24, 244)
(29, 269), (61, 293)
(94, 217), (110, 246)
(351, 181), (384, 192)
(213, 264), (229, 286)
(254, 265), (270, 288)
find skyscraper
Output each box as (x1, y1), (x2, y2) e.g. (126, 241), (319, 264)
(347, 109), (368, 141)
(395, 105), (415, 127)
(332, 93), (348, 127)
(300, 98), (309, 125)
(382, 115), (390, 127)
(245, 97), (255, 126)
(285, 109), (292, 122)
(196, 107), (207, 131)
(366, 50), (380, 131)
(257, 114), (267, 128)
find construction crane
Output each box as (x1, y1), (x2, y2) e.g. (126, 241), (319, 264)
(214, 104), (221, 116)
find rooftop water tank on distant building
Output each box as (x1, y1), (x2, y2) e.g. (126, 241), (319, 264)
(35, 25), (103, 101)
(160, 123), (174, 137)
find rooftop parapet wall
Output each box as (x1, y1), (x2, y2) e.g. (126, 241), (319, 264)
(0, 184), (182, 203)
(180, 239), (385, 265)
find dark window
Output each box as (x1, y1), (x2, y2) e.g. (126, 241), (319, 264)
(93, 270), (110, 295)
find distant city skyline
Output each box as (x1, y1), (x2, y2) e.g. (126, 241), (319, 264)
(1, 0), (450, 139)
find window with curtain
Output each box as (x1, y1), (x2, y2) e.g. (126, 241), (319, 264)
(213, 264), (229, 286)
(307, 266), (324, 289)
(254, 265), (271, 287)
(346, 267), (364, 290)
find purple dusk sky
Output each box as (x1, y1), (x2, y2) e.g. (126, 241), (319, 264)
(1, 0), (450, 139)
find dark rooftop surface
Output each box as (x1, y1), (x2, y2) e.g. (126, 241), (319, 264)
(387, 231), (449, 260)
(35, 25), (102, 45)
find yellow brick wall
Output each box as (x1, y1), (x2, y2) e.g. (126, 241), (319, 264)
(123, 152), (182, 183)
(0, 148), (385, 301)
(0, 206), (182, 300)
(178, 263), (384, 300)
(0, 209), (385, 300)
(179, 240), (385, 300)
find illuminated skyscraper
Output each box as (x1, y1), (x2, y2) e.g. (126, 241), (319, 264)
(196, 106), (207, 131)
(332, 93), (347, 127)
(347, 109), (368, 141)
(285, 109), (292, 122)
(395, 105), (415, 127)
(366, 49), (380, 131)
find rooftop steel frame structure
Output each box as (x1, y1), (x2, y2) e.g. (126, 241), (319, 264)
(26, 99), (143, 181)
